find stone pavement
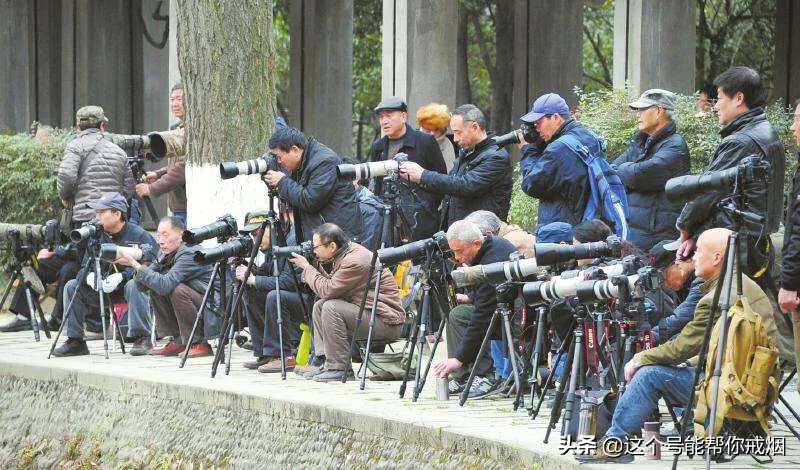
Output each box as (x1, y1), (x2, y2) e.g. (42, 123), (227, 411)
(0, 311), (799, 468)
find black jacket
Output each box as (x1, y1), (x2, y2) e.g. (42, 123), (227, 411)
(454, 236), (518, 366)
(612, 122), (690, 250)
(253, 230), (300, 293)
(276, 138), (363, 244)
(370, 125), (447, 240)
(782, 157), (800, 290)
(677, 108), (785, 237)
(419, 137), (513, 229)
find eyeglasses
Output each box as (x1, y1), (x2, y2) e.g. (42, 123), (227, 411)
(312, 241), (332, 250)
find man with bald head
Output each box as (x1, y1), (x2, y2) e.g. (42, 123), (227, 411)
(580, 228), (776, 463)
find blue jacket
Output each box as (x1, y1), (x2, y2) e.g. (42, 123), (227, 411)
(519, 120), (593, 227)
(612, 122), (690, 251)
(652, 277), (703, 344)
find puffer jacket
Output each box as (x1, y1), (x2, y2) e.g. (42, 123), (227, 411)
(677, 108), (785, 237)
(781, 157), (800, 290)
(301, 242), (405, 325)
(612, 122), (690, 250)
(57, 129), (135, 222)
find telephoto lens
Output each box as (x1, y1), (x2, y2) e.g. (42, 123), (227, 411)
(219, 154), (278, 180)
(70, 221), (101, 243)
(194, 236), (254, 264)
(533, 236), (621, 266)
(377, 230), (448, 266)
(272, 241), (314, 258)
(100, 243), (155, 262)
(0, 223), (46, 245)
(183, 215), (238, 245)
(336, 153), (408, 181)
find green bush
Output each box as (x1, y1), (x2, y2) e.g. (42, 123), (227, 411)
(0, 129), (73, 224)
(507, 88), (797, 230)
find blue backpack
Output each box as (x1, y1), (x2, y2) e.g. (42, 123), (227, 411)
(559, 134), (630, 239)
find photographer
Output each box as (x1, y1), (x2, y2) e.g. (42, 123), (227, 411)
(52, 193), (156, 357)
(517, 93), (593, 227)
(370, 97), (448, 241)
(433, 220), (517, 399)
(262, 127), (362, 244)
(237, 211), (309, 373)
(399, 104), (513, 229)
(289, 223), (405, 382)
(676, 67), (785, 283)
(135, 82), (187, 225)
(57, 106), (135, 227)
(612, 89), (690, 251)
(116, 216), (216, 358)
(579, 228), (776, 463)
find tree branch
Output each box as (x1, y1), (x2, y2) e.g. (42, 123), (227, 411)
(469, 15), (497, 83)
(583, 25), (611, 87)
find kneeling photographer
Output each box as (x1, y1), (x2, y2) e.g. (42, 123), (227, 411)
(53, 193), (156, 357)
(290, 223), (405, 382)
(116, 216), (216, 358)
(236, 211), (310, 373)
(579, 228), (777, 463)
(433, 220), (517, 399)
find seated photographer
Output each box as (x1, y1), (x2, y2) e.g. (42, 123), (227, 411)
(117, 216), (216, 358)
(579, 228), (777, 463)
(237, 211), (309, 373)
(648, 240), (697, 344)
(53, 193), (156, 357)
(289, 223), (405, 382)
(433, 220), (517, 399)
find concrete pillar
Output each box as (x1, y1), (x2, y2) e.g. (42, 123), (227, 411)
(169, 0), (180, 123)
(511, 0), (583, 121)
(382, 0), (460, 117)
(0, 0), (35, 132)
(775, 0), (800, 105)
(612, 0), (695, 95)
(289, 0), (354, 157)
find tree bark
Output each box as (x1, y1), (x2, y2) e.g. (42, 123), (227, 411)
(456, 9), (472, 105)
(490, 0), (513, 133)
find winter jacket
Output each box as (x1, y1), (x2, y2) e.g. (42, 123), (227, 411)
(276, 138), (362, 244)
(453, 236), (518, 366)
(135, 243), (214, 300)
(252, 229), (301, 293)
(150, 156), (186, 212)
(371, 124), (447, 240)
(57, 129), (135, 222)
(519, 119), (593, 227)
(612, 122), (690, 250)
(677, 108), (785, 238)
(301, 242), (405, 325)
(652, 277), (703, 344)
(419, 136), (513, 229)
(355, 186), (385, 251)
(781, 157), (800, 290)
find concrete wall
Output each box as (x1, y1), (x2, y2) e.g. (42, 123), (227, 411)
(775, 0), (800, 105)
(0, 0), (35, 133)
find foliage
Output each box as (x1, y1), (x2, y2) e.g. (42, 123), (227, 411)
(582, 0), (615, 93)
(507, 89), (797, 230)
(352, 0), (383, 160)
(0, 129), (72, 224)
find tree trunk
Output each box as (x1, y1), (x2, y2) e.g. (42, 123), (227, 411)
(456, 9), (472, 105)
(490, 0), (514, 134)
(176, 0), (277, 229)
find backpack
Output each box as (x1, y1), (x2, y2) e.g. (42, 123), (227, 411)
(694, 297), (780, 437)
(558, 134), (630, 239)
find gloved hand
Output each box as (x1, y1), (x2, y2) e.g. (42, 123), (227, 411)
(102, 272), (124, 294)
(86, 272), (98, 290)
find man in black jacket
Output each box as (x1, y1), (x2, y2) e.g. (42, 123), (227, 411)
(53, 193), (157, 357)
(263, 127), (362, 244)
(676, 66), (785, 282)
(400, 104), (513, 229)
(612, 89), (690, 250)
(370, 97), (447, 241)
(433, 220), (517, 399)
(778, 98), (800, 367)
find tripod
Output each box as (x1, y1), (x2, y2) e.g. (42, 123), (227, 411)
(0, 230), (51, 341)
(48, 234), (126, 359)
(128, 151), (159, 225)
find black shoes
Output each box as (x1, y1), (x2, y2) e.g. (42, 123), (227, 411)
(0, 317), (32, 333)
(52, 338), (90, 357)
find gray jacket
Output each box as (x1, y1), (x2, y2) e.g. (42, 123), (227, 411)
(134, 244), (214, 300)
(57, 129), (135, 222)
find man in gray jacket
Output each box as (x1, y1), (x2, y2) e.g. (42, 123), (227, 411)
(57, 106), (135, 225)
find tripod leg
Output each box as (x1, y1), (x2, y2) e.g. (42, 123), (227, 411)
(24, 287), (41, 342)
(32, 294), (50, 339)
(398, 319), (420, 398)
(360, 265), (386, 390)
(532, 324), (574, 420)
(180, 262), (220, 368)
(225, 285), (241, 375)
(95, 259), (109, 360)
(142, 196), (158, 222)
(416, 303), (448, 398)
(411, 284), (431, 401)
(502, 308), (523, 410)
(0, 271), (17, 310)
(544, 337), (576, 444)
(459, 310), (501, 407)
(48, 268), (90, 359)
(561, 326), (584, 437)
(273, 260), (287, 380)
(528, 306), (547, 410)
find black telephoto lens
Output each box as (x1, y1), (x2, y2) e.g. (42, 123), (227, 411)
(194, 236), (254, 264)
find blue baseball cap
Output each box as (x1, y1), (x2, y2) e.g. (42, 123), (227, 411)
(536, 222), (573, 244)
(520, 93), (570, 123)
(89, 192), (128, 213)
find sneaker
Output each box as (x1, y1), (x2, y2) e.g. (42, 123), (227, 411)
(130, 337), (153, 356)
(52, 338), (89, 357)
(574, 436), (635, 464)
(243, 356), (273, 370)
(465, 376), (500, 400)
(302, 366), (328, 379)
(258, 357), (297, 373)
(448, 377), (467, 395)
(186, 342), (213, 358)
(151, 340), (185, 357)
(0, 317), (31, 333)
(313, 369), (355, 382)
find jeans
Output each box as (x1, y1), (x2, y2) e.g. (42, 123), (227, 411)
(123, 280), (152, 338)
(64, 278), (147, 339)
(243, 288), (306, 357)
(606, 364), (695, 438)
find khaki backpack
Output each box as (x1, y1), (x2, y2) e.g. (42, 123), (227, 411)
(694, 297), (780, 437)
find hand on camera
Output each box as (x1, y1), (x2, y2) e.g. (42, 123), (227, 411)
(135, 183), (151, 198)
(114, 254), (140, 271)
(263, 170), (285, 187)
(37, 248), (54, 260)
(288, 252), (310, 269)
(235, 264), (256, 286)
(144, 171), (159, 183)
(455, 293), (471, 304)
(676, 230), (696, 260)
(398, 162), (424, 183)
(778, 288), (800, 314)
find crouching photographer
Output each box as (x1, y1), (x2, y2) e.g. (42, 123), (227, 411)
(116, 216), (217, 358)
(290, 223), (406, 382)
(236, 211), (311, 373)
(53, 193), (156, 357)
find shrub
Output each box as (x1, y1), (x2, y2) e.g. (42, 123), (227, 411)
(507, 88), (797, 230)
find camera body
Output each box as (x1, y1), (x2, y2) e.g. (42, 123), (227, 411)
(337, 153), (408, 181)
(377, 230), (449, 266)
(219, 153), (279, 180)
(183, 215), (238, 245)
(194, 235), (254, 264)
(70, 221), (102, 243)
(272, 240), (314, 260)
(492, 124), (542, 147)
